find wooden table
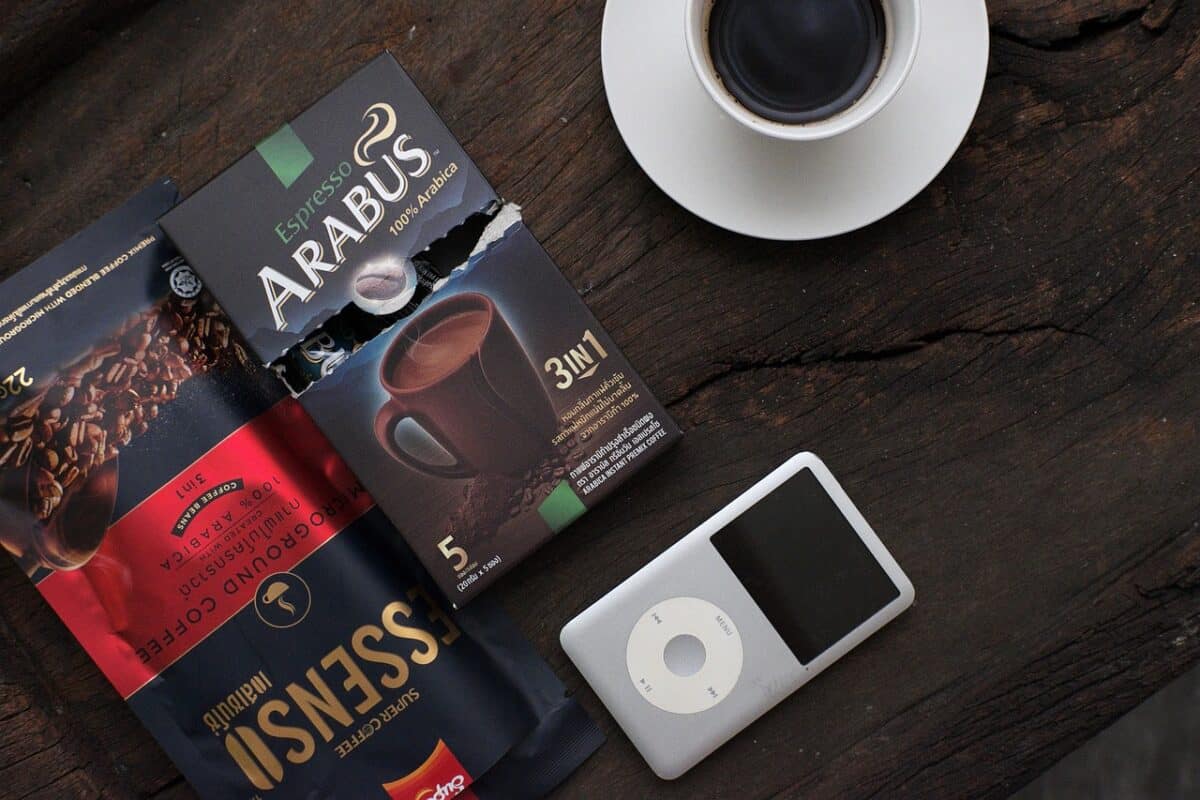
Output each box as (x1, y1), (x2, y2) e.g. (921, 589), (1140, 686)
(0, 1), (1196, 797)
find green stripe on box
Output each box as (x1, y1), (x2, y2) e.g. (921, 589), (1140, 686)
(255, 124), (313, 188)
(538, 481), (587, 533)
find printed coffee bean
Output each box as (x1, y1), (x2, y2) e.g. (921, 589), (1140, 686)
(61, 465), (80, 488)
(0, 292), (250, 524)
(9, 417), (33, 442)
(444, 446), (578, 547)
(44, 385), (73, 407)
(15, 439), (32, 468)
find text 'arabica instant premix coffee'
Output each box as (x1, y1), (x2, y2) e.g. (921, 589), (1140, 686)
(163, 53), (681, 606)
(0, 181), (602, 799)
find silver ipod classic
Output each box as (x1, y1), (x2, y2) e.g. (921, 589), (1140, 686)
(560, 452), (914, 780)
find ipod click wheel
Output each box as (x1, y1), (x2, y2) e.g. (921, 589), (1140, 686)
(560, 452), (914, 780)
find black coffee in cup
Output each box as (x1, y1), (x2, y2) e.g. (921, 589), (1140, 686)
(708, 0), (886, 125)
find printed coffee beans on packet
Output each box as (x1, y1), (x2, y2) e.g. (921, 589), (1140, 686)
(0, 181), (602, 799)
(162, 53), (682, 608)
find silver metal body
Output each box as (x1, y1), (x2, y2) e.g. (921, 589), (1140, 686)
(560, 452), (914, 779)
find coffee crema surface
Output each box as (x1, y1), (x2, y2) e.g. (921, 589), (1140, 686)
(394, 309), (491, 389)
(708, 0), (886, 124)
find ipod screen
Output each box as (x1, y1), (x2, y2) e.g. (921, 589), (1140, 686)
(710, 468), (900, 664)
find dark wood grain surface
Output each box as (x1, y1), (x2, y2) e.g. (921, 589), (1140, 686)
(0, 0), (1196, 798)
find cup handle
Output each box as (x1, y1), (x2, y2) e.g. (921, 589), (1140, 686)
(374, 402), (476, 479)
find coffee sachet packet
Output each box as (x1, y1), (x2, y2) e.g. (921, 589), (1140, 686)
(0, 180), (601, 799)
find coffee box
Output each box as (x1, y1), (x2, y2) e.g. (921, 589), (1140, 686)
(163, 53), (681, 606)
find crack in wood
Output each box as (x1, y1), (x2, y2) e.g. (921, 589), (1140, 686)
(992, 4), (1155, 50)
(667, 323), (1101, 409)
(0, 0), (162, 111)
(1143, 0), (1183, 32)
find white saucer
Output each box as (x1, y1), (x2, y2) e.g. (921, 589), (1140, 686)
(601, 0), (990, 240)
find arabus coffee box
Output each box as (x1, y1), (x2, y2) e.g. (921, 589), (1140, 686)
(162, 53), (681, 607)
(0, 182), (603, 798)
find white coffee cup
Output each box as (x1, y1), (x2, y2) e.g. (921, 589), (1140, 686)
(684, 0), (921, 142)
